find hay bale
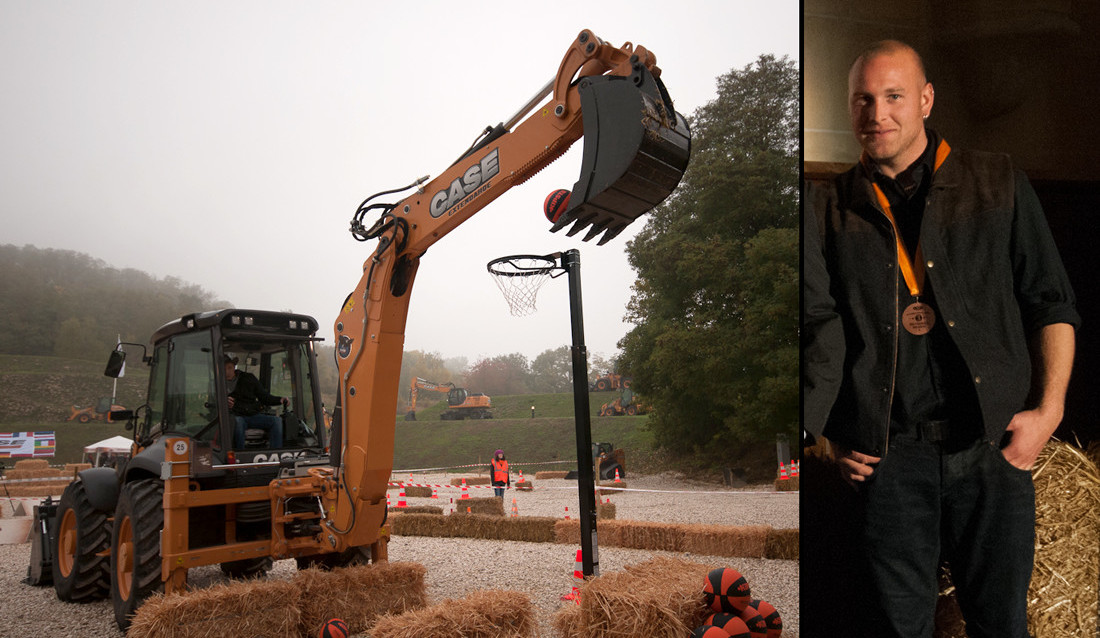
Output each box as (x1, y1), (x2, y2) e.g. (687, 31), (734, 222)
(372, 589), (534, 638)
(127, 579), (301, 638)
(683, 524), (769, 558)
(597, 481), (627, 498)
(13, 459), (49, 470)
(555, 519), (627, 547)
(934, 441), (1100, 638)
(391, 513), (557, 543)
(7, 468), (64, 480)
(763, 528), (799, 560)
(458, 497), (505, 517)
(552, 556), (711, 638)
(450, 476), (491, 486)
(617, 520), (685, 552)
(535, 471), (568, 480)
(296, 562), (427, 635)
(514, 480), (533, 491)
(405, 485), (432, 498)
(597, 501), (616, 520)
(64, 463), (92, 475)
(392, 505), (443, 515)
(774, 476), (799, 491)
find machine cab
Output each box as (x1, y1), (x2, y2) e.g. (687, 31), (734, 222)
(123, 309), (327, 465)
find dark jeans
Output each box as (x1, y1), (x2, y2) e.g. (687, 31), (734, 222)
(234, 413), (283, 448)
(493, 485), (505, 498)
(860, 437), (1034, 638)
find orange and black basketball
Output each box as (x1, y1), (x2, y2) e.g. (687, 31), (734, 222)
(319, 618), (349, 638)
(703, 567), (752, 613)
(747, 599), (782, 638)
(691, 625), (734, 638)
(544, 188), (570, 223)
(737, 606), (768, 638)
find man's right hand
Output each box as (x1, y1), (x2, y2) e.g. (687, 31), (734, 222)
(831, 443), (882, 488)
(228, 396), (235, 409)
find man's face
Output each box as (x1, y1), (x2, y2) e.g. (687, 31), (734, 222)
(848, 49), (934, 177)
(225, 361), (236, 379)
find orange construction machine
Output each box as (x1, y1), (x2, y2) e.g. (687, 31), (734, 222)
(590, 372), (632, 392)
(29, 29), (689, 630)
(405, 377), (492, 421)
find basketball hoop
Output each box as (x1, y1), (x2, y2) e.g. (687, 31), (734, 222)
(486, 253), (563, 316)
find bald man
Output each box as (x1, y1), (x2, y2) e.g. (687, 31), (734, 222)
(804, 41), (1078, 637)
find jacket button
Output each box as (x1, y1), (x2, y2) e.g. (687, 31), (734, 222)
(974, 376), (982, 384)
(926, 260), (934, 268)
(947, 320), (956, 328)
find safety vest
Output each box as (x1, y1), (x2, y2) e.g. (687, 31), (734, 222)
(491, 458), (508, 483)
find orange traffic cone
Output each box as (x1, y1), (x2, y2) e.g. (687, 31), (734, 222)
(397, 489), (407, 508)
(614, 468), (622, 483)
(791, 460), (800, 477)
(518, 469), (525, 481)
(460, 478), (470, 500)
(778, 462), (789, 481)
(511, 497), (518, 517)
(466, 506), (472, 514)
(387, 492), (391, 508)
(560, 549), (584, 602)
(431, 486), (439, 499)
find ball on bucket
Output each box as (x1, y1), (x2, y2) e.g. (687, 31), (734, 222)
(747, 599), (782, 638)
(691, 625), (733, 638)
(737, 607), (768, 638)
(319, 618), (349, 638)
(703, 567), (752, 613)
(544, 188), (570, 223)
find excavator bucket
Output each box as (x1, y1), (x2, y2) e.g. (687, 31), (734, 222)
(551, 64), (691, 245)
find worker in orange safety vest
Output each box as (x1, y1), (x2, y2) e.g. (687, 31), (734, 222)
(490, 449), (510, 498)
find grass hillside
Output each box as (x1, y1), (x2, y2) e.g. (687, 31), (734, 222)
(0, 354), (661, 474)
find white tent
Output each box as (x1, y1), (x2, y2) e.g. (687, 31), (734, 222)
(81, 435), (134, 466)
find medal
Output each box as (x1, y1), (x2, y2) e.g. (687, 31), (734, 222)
(902, 302), (936, 335)
(866, 140), (952, 339)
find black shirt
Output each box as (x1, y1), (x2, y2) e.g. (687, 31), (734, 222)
(869, 130), (983, 443)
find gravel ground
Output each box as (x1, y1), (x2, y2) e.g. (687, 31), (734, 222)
(0, 471), (799, 637)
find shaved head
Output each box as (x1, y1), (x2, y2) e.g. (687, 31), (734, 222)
(851, 40), (928, 84)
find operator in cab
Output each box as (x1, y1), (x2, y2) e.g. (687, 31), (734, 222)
(225, 353), (287, 448)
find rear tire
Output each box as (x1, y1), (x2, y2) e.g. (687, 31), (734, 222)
(52, 481), (111, 602)
(295, 546), (371, 570)
(220, 557), (273, 579)
(111, 479), (164, 631)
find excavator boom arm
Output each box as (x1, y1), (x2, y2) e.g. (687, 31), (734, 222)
(326, 29), (689, 546)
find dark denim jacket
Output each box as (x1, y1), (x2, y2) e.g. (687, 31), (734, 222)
(805, 146), (1079, 455)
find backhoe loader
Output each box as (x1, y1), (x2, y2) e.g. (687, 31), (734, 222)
(30, 29), (689, 630)
(405, 376), (492, 420)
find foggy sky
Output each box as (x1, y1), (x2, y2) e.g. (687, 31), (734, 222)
(0, 1), (799, 364)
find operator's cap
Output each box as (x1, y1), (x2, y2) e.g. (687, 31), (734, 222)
(223, 353), (239, 364)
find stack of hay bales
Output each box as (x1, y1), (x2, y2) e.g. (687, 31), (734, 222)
(128, 562), (427, 638)
(405, 485), (433, 498)
(553, 557), (712, 637)
(458, 497), (504, 517)
(372, 589), (534, 638)
(934, 441), (1100, 638)
(390, 513), (558, 543)
(1, 459), (73, 497)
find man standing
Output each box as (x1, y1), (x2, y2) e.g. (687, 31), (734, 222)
(805, 40), (1078, 637)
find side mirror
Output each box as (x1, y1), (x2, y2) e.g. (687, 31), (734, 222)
(104, 350), (126, 378)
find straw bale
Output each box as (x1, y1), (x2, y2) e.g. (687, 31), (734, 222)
(405, 485), (432, 498)
(391, 513), (557, 543)
(763, 528), (799, 560)
(459, 497), (505, 517)
(934, 441), (1100, 638)
(392, 505), (443, 515)
(535, 471), (568, 479)
(683, 523), (769, 558)
(372, 589), (535, 638)
(64, 463), (92, 474)
(514, 479), (533, 491)
(616, 520), (685, 552)
(127, 579), (300, 638)
(13, 459), (49, 470)
(596, 481), (627, 498)
(451, 475), (491, 486)
(552, 556), (711, 638)
(296, 561), (427, 635)
(554, 519), (626, 547)
(774, 476), (799, 491)
(597, 501), (616, 520)
(6, 468), (64, 480)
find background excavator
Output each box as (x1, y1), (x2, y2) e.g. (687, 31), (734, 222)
(404, 377), (492, 421)
(29, 29), (689, 630)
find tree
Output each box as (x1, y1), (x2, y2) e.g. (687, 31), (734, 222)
(529, 346), (573, 393)
(619, 55), (799, 459)
(465, 353), (531, 396)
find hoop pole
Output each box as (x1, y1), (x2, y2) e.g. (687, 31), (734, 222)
(564, 248), (599, 578)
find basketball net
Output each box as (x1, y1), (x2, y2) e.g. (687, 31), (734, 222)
(487, 254), (559, 317)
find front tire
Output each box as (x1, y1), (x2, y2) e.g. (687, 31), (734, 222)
(111, 479), (164, 631)
(52, 480), (111, 602)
